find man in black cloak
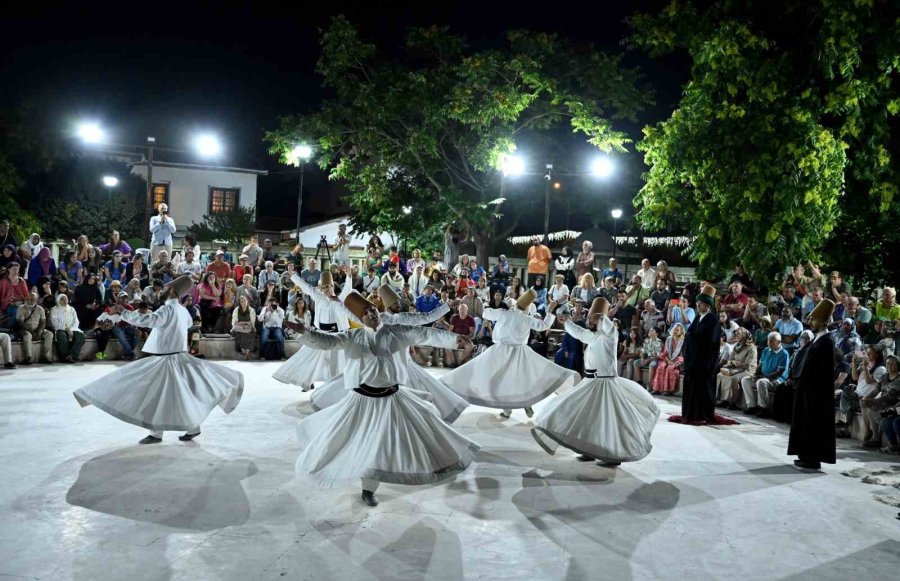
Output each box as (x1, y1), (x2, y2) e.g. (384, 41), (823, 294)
(682, 285), (722, 423)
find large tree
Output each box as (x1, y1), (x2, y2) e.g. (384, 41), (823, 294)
(266, 16), (649, 265)
(631, 0), (898, 287)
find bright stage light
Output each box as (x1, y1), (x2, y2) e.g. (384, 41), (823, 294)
(194, 134), (222, 157)
(77, 122), (105, 144)
(290, 144), (313, 163)
(501, 154), (525, 177)
(102, 176), (119, 187)
(611, 208), (623, 219)
(591, 155), (615, 178)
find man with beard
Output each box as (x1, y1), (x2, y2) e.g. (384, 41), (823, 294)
(788, 299), (837, 471)
(681, 285), (722, 423)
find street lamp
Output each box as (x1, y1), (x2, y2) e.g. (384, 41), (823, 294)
(501, 154), (525, 177)
(102, 176), (119, 187)
(77, 122), (105, 144)
(194, 134), (222, 158)
(290, 144), (314, 245)
(590, 155), (615, 178)
(611, 208), (623, 259)
(402, 206), (412, 215)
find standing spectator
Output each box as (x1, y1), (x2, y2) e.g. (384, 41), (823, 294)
(237, 274), (261, 311)
(242, 235), (264, 273)
(875, 287), (899, 321)
(381, 262), (404, 291)
(0, 262), (29, 323)
(575, 241), (595, 281)
(125, 253), (150, 288)
(554, 246), (576, 288)
(650, 323), (685, 395)
(601, 258), (623, 285)
(28, 248), (57, 288)
(177, 249), (203, 282)
(262, 238), (280, 266)
(0, 220), (16, 249)
(206, 250), (233, 282)
(198, 272), (224, 333)
(406, 248), (426, 275)
(526, 236), (552, 286)
(233, 255), (253, 283)
(445, 303), (476, 367)
(826, 271), (850, 303)
(73, 272), (104, 330)
(740, 332), (790, 418)
(775, 306), (804, 352)
(50, 294), (84, 363)
(15, 289), (53, 364)
(408, 265), (430, 298)
(257, 261), (280, 291)
(443, 225), (460, 272)
(149, 203), (176, 261)
(681, 285), (723, 423)
(362, 266), (380, 294)
(632, 327), (663, 387)
(0, 330), (15, 369)
(637, 258), (656, 292)
(650, 278), (672, 312)
(230, 295), (258, 360)
(94, 292), (138, 361)
(260, 297), (286, 359)
(59, 250), (84, 287)
(150, 250), (176, 284)
(716, 329), (758, 410)
(721, 282), (749, 320)
(103, 251), (128, 288)
(300, 258), (321, 287)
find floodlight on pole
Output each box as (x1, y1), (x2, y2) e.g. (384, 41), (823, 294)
(611, 208), (623, 219)
(102, 176), (119, 187)
(611, 208), (623, 259)
(402, 206), (412, 215)
(291, 144), (314, 246)
(501, 154), (525, 177)
(77, 122), (105, 144)
(290, 144), (313, 164)
(591, 155), (615, 178)
(194, 134), (222, 157)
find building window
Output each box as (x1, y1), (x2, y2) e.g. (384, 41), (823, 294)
(208, 187), (240, 214)
(151, 183), (169, 207)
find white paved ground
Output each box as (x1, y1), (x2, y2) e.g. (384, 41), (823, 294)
(1, 360), (898, 580)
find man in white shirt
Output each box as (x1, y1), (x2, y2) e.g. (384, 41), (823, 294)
(408, 265), (430, 298)
(362, 266), (380, 294)
(380, 262), (404, 292)
(149, 203), (176, 262)
(260, 297), (286, 359)
(177, 249), (203, 281)
(638, 258), (656, 291)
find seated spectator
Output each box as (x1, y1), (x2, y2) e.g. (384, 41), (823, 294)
(623, 274), (649, 308)
(398, 284), (416, 312)
(0, 262), (29, 323)
(73, 272), (104, 330)
(799, 286), (823, 321)
(285, 297), (311, 339)
(728, 263), (755, 295)
(0, 243), (24, 276)
(773, 330), (814, 423)
(260, 279), (280, 311)
(362, 266), (381, 294)
(28, 248), (57, 288)
(233, 254), (253, 283)
(451, 254), (471, 278)
(873, 355), (900, 453)
(771, 285), (802, 319)
(408, 265), (430, 298)
(610, 289), (637, 341)
(716, 328), (758, 409)
(719, 311), (741, 344)
(826, 270), (851, 303)
(875, 287), (899, 321)
(754, 315), (773, 349)
(0, 330), (15, 369)
(740, 332), (789, 418)
(94, 291), (138, 361)
(650, 278), (671, 312)
(198, 272), (224, 333)
(103, 251), (128, 289)
(850, 346), (887, 448)
(554, 309), (586, 373)
(125, 253), (150, 288)
(381, 262), (404, 291)
(106, 279), (123, 304)
(547, 275), (570, 314)
(467, 259), (485, 284)
(832, 318), (863, 361)
(230, 295), (258, 360)
(261, 238), (279, 265)
(237, 274), (261, 311)
(601, 257), (623, 285)
(631, 326), (662, 387)
(655, 260), (677, 291)
(618, 326), (643, 379)
(445, 303), (476, 367)
(206, 250), (233, 282)
(460, 286), (484, 325)
(864, 318), (889, 345)
(84, 246), (103, 279)
(717, 331), (734, 370)
(847, 296), (873, 330)
(181, 234), (201, 264)
(98, 230), (132, 260)
(505, 276), (526, 307)
(257, 260), (280, 291)
(597, 276), (618, 302)
(640, 299), (666, 338)
(177, 249), (203, 282)
(260, 297), (286, 360)
(774, 307), (803, 352)
(123, 278), (144, 306)
(50, 294), (84, 363)
(181, 295), (203, 357)
(453, 268), (474, 297)
(24, 233), (44, 258)
(650, 323), (685, 395)
(721, 282), (749, 320)
(474, 276), (490, 303)
(415, 285), (442, 314)
(488, 261), (511, 297)
(15, 289), (53, 364)
(531, 276), (548, 314)
(426, 251), (446, 277)
(666, 293), (695, 334)
(280, 261), (297, 288)
(831, 291), (852, 325)
(59, 250), (84, 287)
(572, 273), (599, 306)
(141, 278), (165, 311)
(833, 348), (857, 436)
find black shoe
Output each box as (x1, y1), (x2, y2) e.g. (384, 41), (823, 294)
(598, 461), (622, 467)
(3, 362), (17, 369)
(575, 454), (595, 462)
(138, 435), (162, 445)
(793, 460), (821, 471)
(756, 409), (771, 419)
(361, 490), (379, 507)
(21, 358), (33, 366)
(744, 407), (759, 415)
(178, 431), (200, 441)
(728, 402), (741, 411)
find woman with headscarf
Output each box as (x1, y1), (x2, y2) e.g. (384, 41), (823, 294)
(25, 233), (43, 257)
(716, 328), (758, 409)
(554, 246), (576, 289)
(0, 244), (23, 274)
(531, 275), (548, 315)
(831, 318), (862, 360)
(73, 272), (104, 330)
(50, 294), (85, 363)
(651, 322), (685, 395)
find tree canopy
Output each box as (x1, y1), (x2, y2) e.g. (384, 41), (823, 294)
(267, 16), (650, 265)
(187, 204), (257, 245)
(631, 0), (898, 286)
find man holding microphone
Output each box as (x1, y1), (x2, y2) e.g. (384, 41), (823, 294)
(150, 203), (176, 262)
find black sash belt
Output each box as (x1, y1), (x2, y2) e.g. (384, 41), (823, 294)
(150, 351), (183, 356)
(353, 384), (399, 398)
(317, 322), (338, 332)
(584, 369), (615, 379)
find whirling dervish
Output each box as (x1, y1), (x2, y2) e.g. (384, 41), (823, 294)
(73, 276), (244, 444)
(532, 297), (660, 465)
(310, 284), (469, 423)
(441, 288), (579, 418)
(273, 270), (353, 390)
(287, 291), (480, 507)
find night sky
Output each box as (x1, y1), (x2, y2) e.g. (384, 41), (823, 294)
(1, 0), (685, 230)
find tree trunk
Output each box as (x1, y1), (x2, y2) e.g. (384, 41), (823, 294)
(475, 231), (491, 269)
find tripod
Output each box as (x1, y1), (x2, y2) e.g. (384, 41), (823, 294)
(314, 238), (332, 267)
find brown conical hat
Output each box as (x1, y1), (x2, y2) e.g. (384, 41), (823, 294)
(169, 275), (194, 298)
(516, 288), (537, 311)
(377, 284), (400, 309)
(697, 284), (717, 307)
(808, 298), (835, 325)
(318, 271), (333, 287)
(344, 291), (375, 321)
(588, 297), (609, 319)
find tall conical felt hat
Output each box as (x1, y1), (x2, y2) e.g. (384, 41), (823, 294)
(588, 297), (609, 319)
(169, 275), (194, 298)
(517, 288), (537, 311)
(344, 291), (375, 321)
(697, 284), (717, 307)
(318, 271), (333, 287)
(808, 298), (835, 325)
(377, 284), (400, 309)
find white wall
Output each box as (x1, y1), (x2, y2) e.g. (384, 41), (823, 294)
(131, 165), (259, 233)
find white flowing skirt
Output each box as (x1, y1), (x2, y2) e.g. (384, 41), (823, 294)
(442, 343), (580, 408)
(532, 376), (660, 462)
(273, 345), (345, 390)
(73, 353), (244, 431)
(310, 359), (469, 424)
(296, 387), (480, 488)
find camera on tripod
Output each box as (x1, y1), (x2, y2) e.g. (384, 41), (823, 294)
(318, 235), (329, 248)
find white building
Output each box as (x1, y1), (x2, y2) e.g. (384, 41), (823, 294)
(131, 161), (267, 241)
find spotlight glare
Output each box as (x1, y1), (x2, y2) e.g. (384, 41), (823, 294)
(77, 122), (105, 144)
(591, 155), (615, 178)
(102, 176), (119, 187)
(194, 134), (222, 157)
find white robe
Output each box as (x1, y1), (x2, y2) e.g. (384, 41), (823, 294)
(310, 305), (469, 422)
(73, 298), (244, 431)
(532, 317), (660, 462)
(442, 308), (579, 408)
(294, 324), (480, 487)
(272, 275), (353, 389)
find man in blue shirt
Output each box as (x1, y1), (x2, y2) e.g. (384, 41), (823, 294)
(415, 286), (442, 314)
(600, 257), (623, 285)
(740, 332), (790, 418)
(775, 306), (804, 352)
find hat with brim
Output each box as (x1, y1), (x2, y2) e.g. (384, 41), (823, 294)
(377, 284), (400, 309)
(344, 291), (375, 321)
(588, 297), (609, 319)
(319, 271), (333, 287)
(697, 285), (716, 307)
(169, 275), (194, 298)
(808, 298), (835, 325)
(516, 288), (537, 311)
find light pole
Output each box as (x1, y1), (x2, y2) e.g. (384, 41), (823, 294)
(289, 145), (313, 246)
(543, 164), (553, 243)
(611, 208), (623, 259)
